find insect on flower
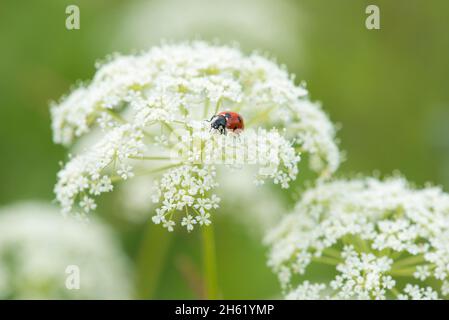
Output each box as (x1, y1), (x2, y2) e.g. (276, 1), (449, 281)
(50, 41), (339, 230)
(208, 111), (244, 135)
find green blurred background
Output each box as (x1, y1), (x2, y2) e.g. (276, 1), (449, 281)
(0, 0), (448, 299)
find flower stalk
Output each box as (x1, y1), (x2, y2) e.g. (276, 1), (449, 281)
(136, 222), (173, 299)
(201, 223), (219, 299)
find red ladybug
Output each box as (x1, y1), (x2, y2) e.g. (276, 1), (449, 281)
(208, 111), (244, 135)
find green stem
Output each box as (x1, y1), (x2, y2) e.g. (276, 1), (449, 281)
(201, 224), (219, 299)
(105, 109), (127, 123)
(162, 121), (175, 133)
(203, 99), (210, 118)
(322, 247), (342, 259)
(110, 163), (183, 182)
(391, 255), (426, 270)
(390, 287), (400, 298)
(213, 98), (222, 115)
(136, 163), (183, 175)
(312, 255), (341, 266)
(135, 222), (173, 299)
(129, 155), (174, 161)
(388, 268), (417, 277)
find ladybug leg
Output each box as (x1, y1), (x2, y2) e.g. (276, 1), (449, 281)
(205, 115), (215, 123)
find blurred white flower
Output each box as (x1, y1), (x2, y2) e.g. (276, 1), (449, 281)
(0, 202), (132, 299)
(116, 176), (157, 223)
(265, 176), (449, 300)
(216, 169), (287, 235)
(115, 0), (303, 68)
(51, 42), (339, 231)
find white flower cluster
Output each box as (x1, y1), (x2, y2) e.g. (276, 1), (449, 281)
(150, 165), (219, 232)
(398, 284), (439, 300)
(265, 176), (449, 299)
(0, 202), (132, 299)
(51, 41), (339, 230)
(213, 128), (300, 188)
(175, 124), (301, 187)
(276, 100), (340, 174)
(330, 246), (395, 300)
(285, 281), (326, 300)
(55, 124), (144, 215)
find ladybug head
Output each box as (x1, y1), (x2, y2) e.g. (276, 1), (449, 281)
(210, 115), (227, 134)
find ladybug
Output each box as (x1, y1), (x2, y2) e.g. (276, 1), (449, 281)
(208, 111), (244, 135)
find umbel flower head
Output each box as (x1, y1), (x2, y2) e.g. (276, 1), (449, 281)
(51, 41), (340, 232)
(0, 202), (132, 299)
(265, 176), (449, 300)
